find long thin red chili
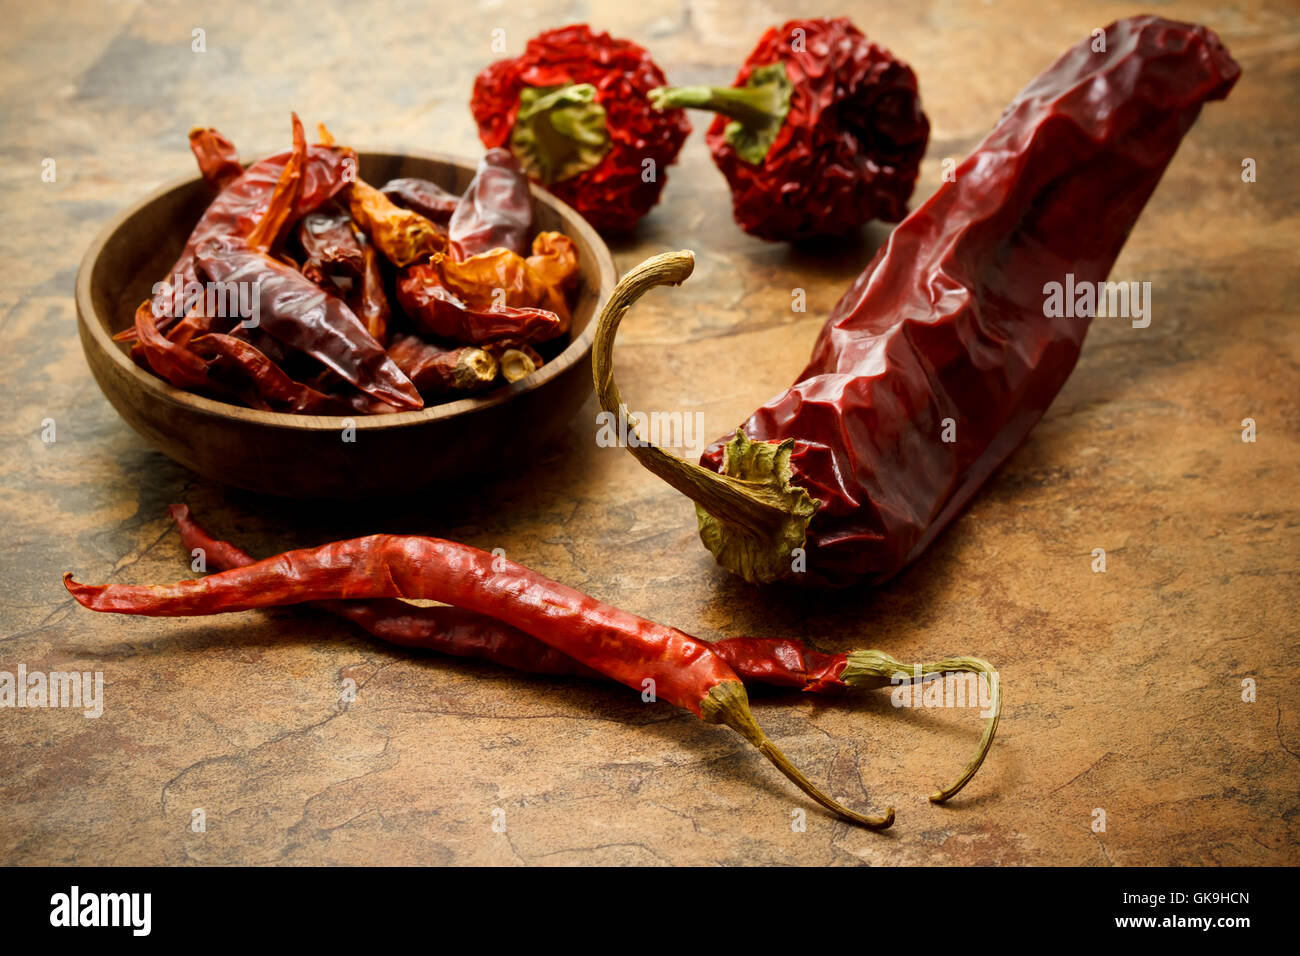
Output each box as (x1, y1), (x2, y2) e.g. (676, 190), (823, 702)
(65, 534), (897, 827)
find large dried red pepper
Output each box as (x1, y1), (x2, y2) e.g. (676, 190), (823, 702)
(594, 16), (1239, 587)
(471, 24), (691, 233)
(164, 503), (1000, 801)
(65, 535), (893, 828)
(649, 17), (928, 241)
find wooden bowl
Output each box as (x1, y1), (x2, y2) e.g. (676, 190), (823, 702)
(75, 150), (616, 498)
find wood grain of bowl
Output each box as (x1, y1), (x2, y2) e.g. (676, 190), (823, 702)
(75, 150), (616, 499)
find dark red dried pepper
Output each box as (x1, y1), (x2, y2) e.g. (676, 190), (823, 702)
(471, 24), (691, 233)
(381, 176), (460, 224)
(649, 17), (928, 241)
(446, 148), (533, 260)
(65, 534), (894, 828)
(595, 16), (1239, 587)
(386, 334), (498, 398)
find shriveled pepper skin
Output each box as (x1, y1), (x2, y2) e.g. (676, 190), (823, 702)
(195, 236), (422, 411)
(65, 534), (737, 717)
(144, 143), (357, 337)
(707, 17), (927, 240)
(471, 24), (690, 233)
(700, 16), (1239, 587)
(168, 504), (856, 691)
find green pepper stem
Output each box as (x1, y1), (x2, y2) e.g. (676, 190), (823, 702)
(842, 651), (1003, 804)
(509, 83), (611, 184)
(702, 680), (894, 829)
(649, 84), (782, 127)
(591, 251), (818, 584)
(649, 63), (793, 165)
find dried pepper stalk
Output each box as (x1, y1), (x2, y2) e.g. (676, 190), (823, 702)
(386, 334), (498, 398)
(381, 177), (460, 224)
(447, 149), (533, 260)
(649, 17), (928, 241)
(496, 347), (539, 384)
(596, 16), (1240, 587)
(471, 25), (691, 233)
(163, 503), (1000, 802)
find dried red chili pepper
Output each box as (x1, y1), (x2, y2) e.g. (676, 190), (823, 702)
(191, 333), (345, 414)
(297, 207), (366, 285)
(648, 17), (928, 241)
(195, 237), (419, 410)
(120, 121), (356, 341)
(446, 149), (533, 260)
(188, 127), (243, 191)
(381, 177), (460, 224)
(64, 535), (895, 827)
(396, 263), (563, 346)
(386, 334), (498, 397)
(431, 231), (578, 330)
(595, 16), (1239, 587)
(165, 503), (1000, 802)
(471, 25), (691, 233)
(348, 179), (446, 267)
(296, 208), (391, 342)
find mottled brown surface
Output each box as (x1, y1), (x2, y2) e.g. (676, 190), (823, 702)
(1, 0), (1296, 866)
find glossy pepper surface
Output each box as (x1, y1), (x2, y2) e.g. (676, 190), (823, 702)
(649, 17), (928, 240)
(471, 24), (691, 233)
(595, 16), (1240, 588)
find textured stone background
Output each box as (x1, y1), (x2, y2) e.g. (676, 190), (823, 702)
(1, 0), (1296, 865)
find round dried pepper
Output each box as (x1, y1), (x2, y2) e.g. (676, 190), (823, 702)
(649, 17), (929, 241)
(470, 24), (691, 234)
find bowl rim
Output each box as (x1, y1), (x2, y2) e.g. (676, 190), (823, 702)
(74, 147), (616, 433)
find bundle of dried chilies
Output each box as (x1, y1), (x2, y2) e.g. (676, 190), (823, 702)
(126, 117), (582, 413)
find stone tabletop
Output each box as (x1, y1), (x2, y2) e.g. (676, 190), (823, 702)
(1, 0), (1296, 865)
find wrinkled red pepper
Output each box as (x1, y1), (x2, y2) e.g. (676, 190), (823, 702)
(595, 16), (1239, 587)
(121, 128), (356, 341)
(471, 24), (691, 233)
(446, 149), (533, 260)
(649, 17), (928, 241)
(396, 263), (564, 346)
(381, 177), (460, 224)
